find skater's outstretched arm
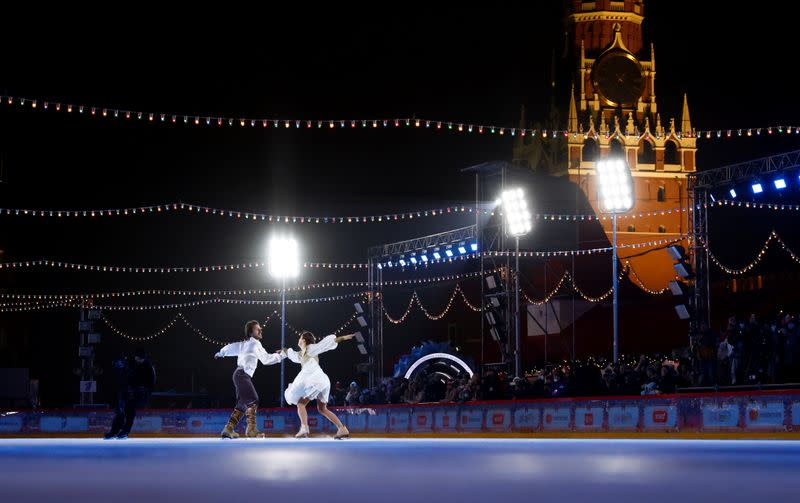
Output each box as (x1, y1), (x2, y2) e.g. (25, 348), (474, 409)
(253, 341), (283, 366)
(305, 334), (353, 357)
(214, 341), (245, 359)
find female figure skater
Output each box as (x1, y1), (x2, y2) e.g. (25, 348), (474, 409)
(282, 331), (355, 439)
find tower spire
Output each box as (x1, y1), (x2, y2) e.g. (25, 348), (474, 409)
(568, 83), (578, 133)
(681, 93), (692, 134)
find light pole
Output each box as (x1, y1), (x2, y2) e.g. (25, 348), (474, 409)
(501, 187), (532, 378)
(268, 236), (300, 406)
(595, 157), (634, 363)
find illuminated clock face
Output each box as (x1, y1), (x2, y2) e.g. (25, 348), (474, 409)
(593, 51), (644, 107)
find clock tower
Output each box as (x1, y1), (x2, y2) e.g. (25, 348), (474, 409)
(564, 0), (696, 290)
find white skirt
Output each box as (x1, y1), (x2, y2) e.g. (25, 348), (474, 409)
(284, 367), (331, 405)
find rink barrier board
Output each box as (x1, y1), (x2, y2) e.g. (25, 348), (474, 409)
(3, 390), (800, 436)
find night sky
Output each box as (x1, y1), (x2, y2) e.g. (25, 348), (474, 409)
(3, 2), (800, 407)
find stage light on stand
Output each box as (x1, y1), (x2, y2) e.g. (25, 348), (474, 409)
(596, 157), (635, 364)
(268, 235), (301, 406)
(500, 186), (533, 377)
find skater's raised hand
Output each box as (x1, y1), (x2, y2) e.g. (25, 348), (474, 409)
(214, 351), (223, 359)
(335, 334), (356, 343)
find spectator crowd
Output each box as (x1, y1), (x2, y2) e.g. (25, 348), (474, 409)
(328, 310), (800, 405)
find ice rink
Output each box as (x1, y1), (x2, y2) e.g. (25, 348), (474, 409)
(1, 437), (798, 502)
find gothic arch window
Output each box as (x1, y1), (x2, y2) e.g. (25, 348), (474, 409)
(582, 138), (599, 162)
(637, 138), (656, 165)
(665, 140), (680, 165)
(627, 224), (636, 232)
(657, 185), (666, 202)
(609, 138), (624, 157)
(658, 224), (667, 233)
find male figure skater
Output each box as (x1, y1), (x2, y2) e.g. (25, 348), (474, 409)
(214, 320), (283, 438)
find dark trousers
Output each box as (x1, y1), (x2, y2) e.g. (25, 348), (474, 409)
(233, 368), (258, 412)
(109, 388), (149, 435)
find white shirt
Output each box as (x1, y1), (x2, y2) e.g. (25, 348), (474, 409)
(216, 337), (282, 377)
(284, 334), (338, 374)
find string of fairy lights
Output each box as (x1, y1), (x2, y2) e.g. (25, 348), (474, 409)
(519, 263), (632, 305)
(10, 262), (669, 344)
(0, 263), (660, 314)
(707, 230), (800, 275)
(706, 200), (800, 212)
(0, 270), (494, 301)
(101, 309), (355, 345)
(9, 196), (800, 224)
(0, 293), (368, 313)
(0, 201), (491, 223)
(0, 259), (367, 273)
(103, 310), (280, 345)
(0, 201), (694, 223)
(90, 292), (369, 311)
(521, 271), (571, 306)
(625, 261), (669, 295)
(101, 312), (183, 342)
(383, 264), (648, 324)
(281, 312), (358, 340)
(0, 236), (690, 276)
(4, 93), (798, 141)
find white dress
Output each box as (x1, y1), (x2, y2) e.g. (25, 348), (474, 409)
(284, 335), (338, 405)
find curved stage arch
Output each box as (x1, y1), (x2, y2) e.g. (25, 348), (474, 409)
(403, 352), (474, 380)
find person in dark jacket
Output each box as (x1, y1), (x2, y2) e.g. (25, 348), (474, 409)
(104, 348), (156, 439)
